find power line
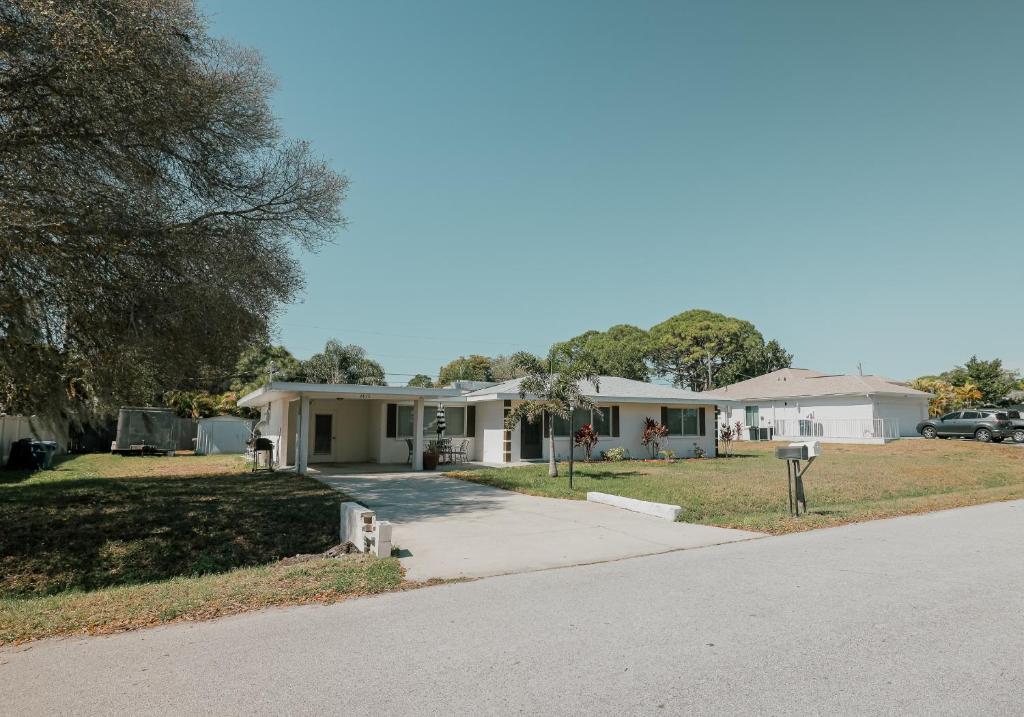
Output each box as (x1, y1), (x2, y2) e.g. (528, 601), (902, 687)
(279, 321), (529, 348)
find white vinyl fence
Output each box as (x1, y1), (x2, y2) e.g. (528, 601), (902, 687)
(773, 417), (899, 441)
(0, 415), (63, 464)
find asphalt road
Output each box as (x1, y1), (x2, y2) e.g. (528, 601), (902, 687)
(3, 500), (1023, 715)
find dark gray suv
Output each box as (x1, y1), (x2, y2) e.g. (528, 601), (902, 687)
(916, 410), (1013, 442)
(1003, 409), (1024, 443)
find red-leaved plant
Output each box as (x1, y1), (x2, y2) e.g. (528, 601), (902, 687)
(574, 423), (599, 461)
(719, 420), (744, 457)
(641, 417), (670, 459)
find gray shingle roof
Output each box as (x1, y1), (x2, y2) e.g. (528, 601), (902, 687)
(708, 368), (932, 401)
(461, 375), (717, 403)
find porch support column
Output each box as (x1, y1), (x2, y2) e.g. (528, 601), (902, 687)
(412, 397), (424, 470)
(296, 395), (310, 475)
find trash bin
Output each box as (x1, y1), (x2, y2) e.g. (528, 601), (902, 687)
(36, 441), (58, 470)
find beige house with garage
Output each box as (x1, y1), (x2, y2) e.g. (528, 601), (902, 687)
(237, 376), (722, 473)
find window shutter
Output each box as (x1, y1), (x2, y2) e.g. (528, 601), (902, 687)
(699, 407), (706, 436)
(660, 406), (668, 426)
(543, 411), (549, 437)
(386, 403), (397, 438)
(611, 406), (620, 437)
(467, 405), (476, 437)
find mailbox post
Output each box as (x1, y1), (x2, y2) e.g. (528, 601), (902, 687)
(775, 441), (820, 516)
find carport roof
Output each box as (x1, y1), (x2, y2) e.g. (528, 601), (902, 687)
(237, 381), (464, 407)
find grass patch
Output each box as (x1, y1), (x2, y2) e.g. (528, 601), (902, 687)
(446, 440), (1024, 534)
(0, 555), (405, 645)
(0, 453), (412, 644)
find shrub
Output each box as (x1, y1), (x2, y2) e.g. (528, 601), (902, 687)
(692, 443), (705, 459)
(602, 447), (629, 461)
(658, 449), (675, 461)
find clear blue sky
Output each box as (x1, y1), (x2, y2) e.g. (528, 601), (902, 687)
(204, 0), (1023, 383)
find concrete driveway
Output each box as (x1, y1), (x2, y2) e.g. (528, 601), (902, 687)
(312, 466), (760, 580)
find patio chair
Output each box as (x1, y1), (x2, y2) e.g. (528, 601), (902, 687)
(405, 438), (414, 465)
(452, 439), (470, 464)
(437, 437), (453, 464)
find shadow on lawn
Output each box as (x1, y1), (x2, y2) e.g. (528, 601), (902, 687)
(0, 470), (341, 597)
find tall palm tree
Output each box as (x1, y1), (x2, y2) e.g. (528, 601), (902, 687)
(503, 351), (600, 487)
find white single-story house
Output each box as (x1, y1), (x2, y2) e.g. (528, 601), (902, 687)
(236, 376), (721, 473)
(711, 368), (932, 443)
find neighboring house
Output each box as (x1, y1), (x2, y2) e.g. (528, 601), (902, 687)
(711, 368), (932, 443)
(237, 376), (720, 473)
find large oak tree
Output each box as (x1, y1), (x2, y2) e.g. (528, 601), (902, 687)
(0, 0), (347, 425)
(649, 310), (791, 391)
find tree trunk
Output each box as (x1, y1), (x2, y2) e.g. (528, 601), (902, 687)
(568, 422), (574, 491)
(548, 426), (558, 478)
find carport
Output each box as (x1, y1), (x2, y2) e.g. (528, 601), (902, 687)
(237, 382), (467, 474)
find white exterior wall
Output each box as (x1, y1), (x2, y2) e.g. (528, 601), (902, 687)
(544, 403), (717, 460)
(874, 397), (930, 437)
(476, 400), (506, 463)
(367, 401), (383, 461)
(305, 399), (372, 463)
(379, 401), (411, 464)
(721, 397), (872, 436)
(472, 400), (719, 462)
(257, 398), (289, 468)
(719, 395), (926, 441)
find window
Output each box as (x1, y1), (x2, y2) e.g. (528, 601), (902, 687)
(941, 412), (960, 421)
(552, 407), (607, 437)
(745, 405), (759, 427)
(439, 406), (466, 436)
(665, 408), (683, 435)
(664, 407), (700, 436)
(683, 408), (699, 435)
(422, 405), (465, 436)
(961, 411), (980, 419)
(393, 404), (467, 438)
(396, 405), (414, 437)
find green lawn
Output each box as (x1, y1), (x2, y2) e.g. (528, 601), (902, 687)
(0, 453), (407, 644)
(446, 440), (1024, 534)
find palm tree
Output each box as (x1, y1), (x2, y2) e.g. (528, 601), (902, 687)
(503, 351), (600, 488)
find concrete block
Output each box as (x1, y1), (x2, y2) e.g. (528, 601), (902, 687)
(373, 521), (393, 558)
(340, 501), (374, 551)
(586, 492), (682, 521)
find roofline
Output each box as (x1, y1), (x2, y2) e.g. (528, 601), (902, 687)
(712, 390), (933, 402)
(465, 392), (720, 405)
(237, 381), (463, 407)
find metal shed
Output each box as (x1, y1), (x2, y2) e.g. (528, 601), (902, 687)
(195, 416), (255, 455)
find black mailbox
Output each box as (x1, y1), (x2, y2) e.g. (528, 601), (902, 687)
(775, 444), (809, 460)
